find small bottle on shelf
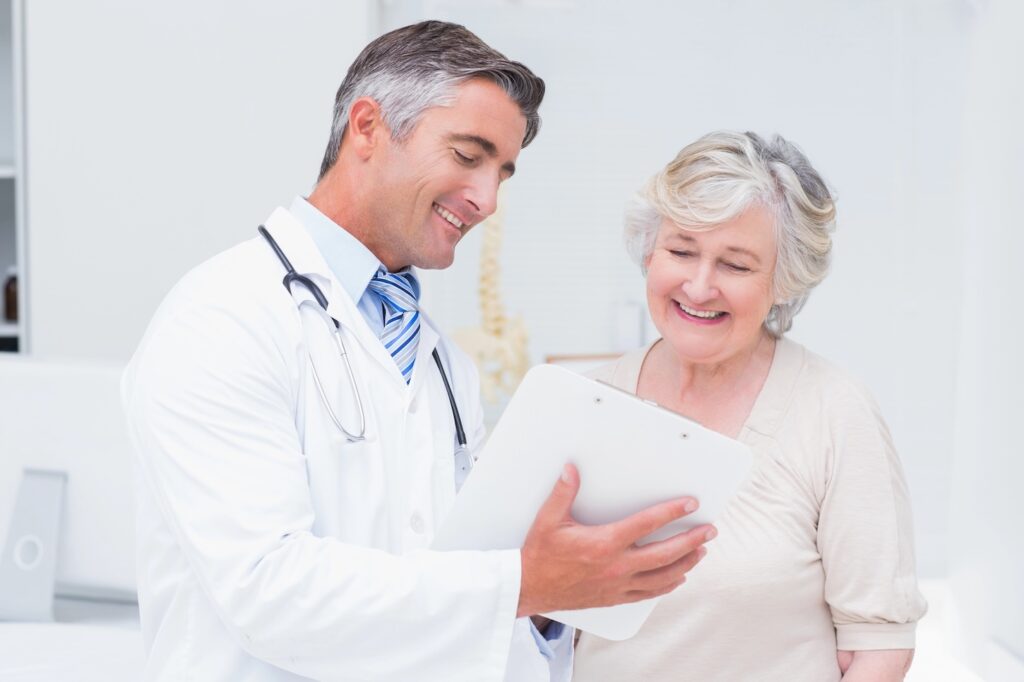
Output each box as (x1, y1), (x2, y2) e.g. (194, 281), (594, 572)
(3, 266), (17, 323)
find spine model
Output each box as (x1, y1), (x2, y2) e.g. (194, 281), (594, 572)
(452, 191), (530, 405)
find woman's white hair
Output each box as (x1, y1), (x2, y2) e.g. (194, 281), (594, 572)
(625, 131), (836, 337)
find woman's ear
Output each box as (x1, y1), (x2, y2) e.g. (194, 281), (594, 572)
(642, 251), (653, 273)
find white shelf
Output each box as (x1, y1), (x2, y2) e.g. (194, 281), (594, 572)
(0, 165), (15, 178)
(0, 321), (18, 336)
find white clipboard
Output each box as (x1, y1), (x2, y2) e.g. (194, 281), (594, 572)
(432, 363), (752, 641)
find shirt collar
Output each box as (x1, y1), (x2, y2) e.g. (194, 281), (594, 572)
(289, 196), (382, 304)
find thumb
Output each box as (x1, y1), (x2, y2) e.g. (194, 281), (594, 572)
(534, 463), (580, 527)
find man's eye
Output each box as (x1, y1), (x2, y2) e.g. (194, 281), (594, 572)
(453, 149), (476, 164)
(669, 250), (694, 258)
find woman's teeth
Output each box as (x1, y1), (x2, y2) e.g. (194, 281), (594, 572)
(433, 203), (464, 229)
(678, 302), (725, 319)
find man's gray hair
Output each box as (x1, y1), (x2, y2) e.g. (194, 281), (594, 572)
(624, 131), (836, 337)
(318, 20), (545, 180)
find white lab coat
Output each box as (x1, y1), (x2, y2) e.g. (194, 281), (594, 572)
(123, 207), (571, 681)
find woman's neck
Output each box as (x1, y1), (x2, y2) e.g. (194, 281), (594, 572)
(640, 331), (777, 437)
(671, 333), (775, 397)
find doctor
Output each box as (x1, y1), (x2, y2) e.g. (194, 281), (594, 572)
(123, 20), (715, 681)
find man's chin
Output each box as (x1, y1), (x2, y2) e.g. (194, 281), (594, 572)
(414, 250), (457, 271)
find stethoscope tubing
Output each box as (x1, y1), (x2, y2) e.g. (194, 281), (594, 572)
(432, 348), (467, 449)
(257, 225), (466, 450)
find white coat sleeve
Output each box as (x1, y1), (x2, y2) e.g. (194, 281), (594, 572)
(123, 280), (521, 681)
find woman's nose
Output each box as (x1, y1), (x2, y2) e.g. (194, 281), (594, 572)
(681, 262), (718, 303)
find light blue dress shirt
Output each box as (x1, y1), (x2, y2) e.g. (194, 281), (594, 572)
(289, 196), (419, 335)
(289, 197), (567, 658)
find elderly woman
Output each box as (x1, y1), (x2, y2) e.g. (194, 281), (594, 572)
(573, 132), (927, 681)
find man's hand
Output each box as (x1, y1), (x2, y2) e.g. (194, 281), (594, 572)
(517, 463), (716, 617)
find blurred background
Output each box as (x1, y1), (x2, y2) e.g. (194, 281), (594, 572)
(0, 1), (1020, 679)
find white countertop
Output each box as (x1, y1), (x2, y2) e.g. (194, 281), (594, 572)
(0, 598), (142, 681)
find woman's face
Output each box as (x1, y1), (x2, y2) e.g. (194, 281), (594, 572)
(645, 205), (778, 367)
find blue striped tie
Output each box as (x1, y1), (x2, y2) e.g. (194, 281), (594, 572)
(367, 269), (420, 383)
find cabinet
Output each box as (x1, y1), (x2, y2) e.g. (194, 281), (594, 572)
(0, 0), (23, 353)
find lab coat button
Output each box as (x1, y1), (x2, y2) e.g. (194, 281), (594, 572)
(409, 512), (425, 534)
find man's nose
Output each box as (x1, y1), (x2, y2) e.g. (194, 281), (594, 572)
(465, 172), (501, 219)
(681, 261), (719, 303)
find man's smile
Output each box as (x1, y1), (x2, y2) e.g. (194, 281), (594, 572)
(432, 202), (466, 230)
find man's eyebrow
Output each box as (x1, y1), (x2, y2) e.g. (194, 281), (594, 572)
(448, 133), (516, 176)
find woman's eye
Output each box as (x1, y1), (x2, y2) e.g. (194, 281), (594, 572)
(669, 250), (694, 258)
(724, 262), (751, 273)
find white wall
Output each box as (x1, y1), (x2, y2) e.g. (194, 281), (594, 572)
(392, 0), (967, 578)
(949, 0), (1024, 676)
(23, 0), (371, 361)
(17, 0), (1007, 593)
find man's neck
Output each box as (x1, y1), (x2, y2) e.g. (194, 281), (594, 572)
(307, 173), (359, 237)
(308, 161), (406, 272)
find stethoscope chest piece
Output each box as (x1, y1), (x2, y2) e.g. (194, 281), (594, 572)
(453, 446), (475, 490)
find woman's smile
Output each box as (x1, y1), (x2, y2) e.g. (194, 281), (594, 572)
(674, 300), (729, 324)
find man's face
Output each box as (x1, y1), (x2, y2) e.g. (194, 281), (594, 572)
(365, 78), (527, 271)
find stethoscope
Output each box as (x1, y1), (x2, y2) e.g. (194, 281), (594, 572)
(258, 225), (474, 482)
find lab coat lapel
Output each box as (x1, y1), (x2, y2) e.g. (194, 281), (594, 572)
(261, 207), (408, 386)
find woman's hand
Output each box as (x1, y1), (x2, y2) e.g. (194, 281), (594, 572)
(838, 649), (914, 680)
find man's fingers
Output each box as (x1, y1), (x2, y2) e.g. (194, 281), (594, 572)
(606, 497), (700, 547)
(631, 545), (707, 592)
(531, 463), (580, 528)
(625, 578), (688, 602)
(629, 523), (717, 572)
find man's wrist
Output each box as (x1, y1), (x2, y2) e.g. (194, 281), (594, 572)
(516, 548), (539, 617)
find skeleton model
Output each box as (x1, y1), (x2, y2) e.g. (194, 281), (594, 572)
(451, 194), (530, 406)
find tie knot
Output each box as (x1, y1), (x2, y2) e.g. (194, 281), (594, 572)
(368, 269), (419, 314)
(367, 268), (421, 383)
